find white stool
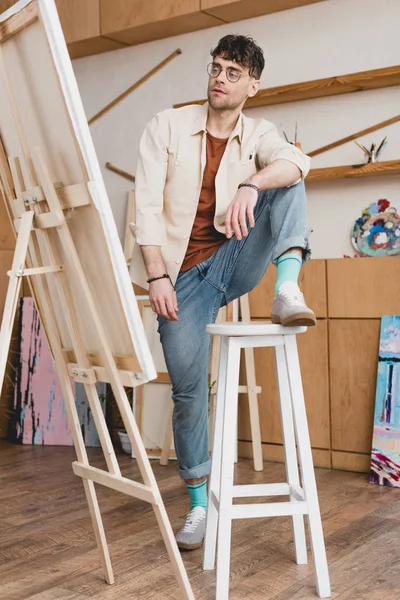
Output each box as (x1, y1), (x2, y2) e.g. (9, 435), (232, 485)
(203, 322), (331, 599)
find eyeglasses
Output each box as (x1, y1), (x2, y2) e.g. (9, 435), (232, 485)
(207, 62), (243, 83)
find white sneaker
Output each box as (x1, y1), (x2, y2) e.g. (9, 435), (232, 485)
(175, 506), (207, 550)
(271, 281), (316, 326)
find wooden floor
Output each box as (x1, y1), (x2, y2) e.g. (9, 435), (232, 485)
(1, 442), (400, 600)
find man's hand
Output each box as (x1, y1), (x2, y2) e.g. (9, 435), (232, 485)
(149, 278), (179, 321)
(225, 185), (258, 240)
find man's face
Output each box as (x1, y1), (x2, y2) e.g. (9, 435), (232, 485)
(207, 55), (260, 111)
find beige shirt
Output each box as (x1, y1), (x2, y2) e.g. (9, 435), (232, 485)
(130, 102), (310, 289)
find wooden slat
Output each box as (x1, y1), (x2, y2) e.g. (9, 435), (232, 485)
(89, 50), (182, 125)
(201, 0), (324, 22)
(238, 320), (330, 450)
(72, 462), (154, 504)
(0, 0), (38, 44)
(308, 114), (400, 158)
(327, 257), (400, 318)
(174, 64), (400, 109)
(105, 162), (135, 183)
(307, 160), (400, 182)
(329, 319), (380, 454)
(63, 348), (142, 373)
(248, 259), (327, 319)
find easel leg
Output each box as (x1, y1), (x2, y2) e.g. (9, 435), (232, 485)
(0, 210), (33, 396)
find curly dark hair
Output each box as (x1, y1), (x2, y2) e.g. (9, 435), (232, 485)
(211, 34), (265, 79)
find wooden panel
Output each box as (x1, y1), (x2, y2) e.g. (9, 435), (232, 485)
(307, 160), (400, 183)
(329, 320), (380, 454)
(332, 451), (371, 473)
(238, 320), (330, 449)
(54, 0), (126, 58)
(100, 0), (224, 46)
(66, 36), (126, 59)
(201, 0), (324, 22)
(248, 258), (327, 319)
(327, 257), (400, 318)
(174, 64), (400, 109)
(55, 0), (100, 43)
(238, 440), (331, 469)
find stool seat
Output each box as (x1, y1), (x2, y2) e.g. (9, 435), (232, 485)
(206, 321), (307, 337)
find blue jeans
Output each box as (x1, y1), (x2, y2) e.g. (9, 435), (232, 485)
(157, 182), (310, 479)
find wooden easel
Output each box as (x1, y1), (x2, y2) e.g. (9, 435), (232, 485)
(0, 149), (193, 599)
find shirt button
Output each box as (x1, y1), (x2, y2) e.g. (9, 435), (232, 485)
(175, 160), (180, 166)
(183, 235), (188, 240)
(175, 259), (180, 264)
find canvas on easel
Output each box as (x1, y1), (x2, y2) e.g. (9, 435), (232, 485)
(0, 1), (193, 598)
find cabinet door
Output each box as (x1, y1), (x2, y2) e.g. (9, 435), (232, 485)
(327, 257), (400, 318)
(55, 0), (124, 58)
(100, 0), (222, 46)
(238, 320), (330, 450)
(201, 0), (324, 22)
(329, 319), (380, 453)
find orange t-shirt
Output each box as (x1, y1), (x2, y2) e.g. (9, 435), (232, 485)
(180, 132), (228, 272)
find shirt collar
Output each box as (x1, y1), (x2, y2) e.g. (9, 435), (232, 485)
(191, 102), (244, 143)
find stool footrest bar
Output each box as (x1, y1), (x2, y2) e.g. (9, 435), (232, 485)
(231, 501), (308, 519)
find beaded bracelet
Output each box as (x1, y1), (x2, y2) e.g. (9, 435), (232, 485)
(238, 182), (260, 193)
(147, 273), (173, 285)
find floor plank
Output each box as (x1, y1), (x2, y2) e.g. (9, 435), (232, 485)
(1, 442), (400, 599)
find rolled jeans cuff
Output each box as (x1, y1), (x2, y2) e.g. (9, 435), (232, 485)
(271, 235), (311, 265)
(178, 457), (211, 480)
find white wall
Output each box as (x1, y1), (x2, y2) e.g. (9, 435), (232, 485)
(73, 0), (400, 259)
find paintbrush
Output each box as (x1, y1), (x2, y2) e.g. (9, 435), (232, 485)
(354, 140), (370, 155)
(376, 136), (387, 157)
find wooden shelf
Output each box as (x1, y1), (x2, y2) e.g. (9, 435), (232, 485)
(306, 159), (400, 182)
(174, 65), (400, 109)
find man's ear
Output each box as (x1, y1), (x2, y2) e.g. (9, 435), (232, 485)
(248, 80), (260, 98)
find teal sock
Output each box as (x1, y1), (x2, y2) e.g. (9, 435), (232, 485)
(186, 479), (208, 511)
(275, 252), (303, 295)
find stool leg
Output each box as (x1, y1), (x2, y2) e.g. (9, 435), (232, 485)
(204, 336), (229, 571)
(216, 338), (241, 600)
(274, 345), (307, 565)
(285, 335), (331, 599)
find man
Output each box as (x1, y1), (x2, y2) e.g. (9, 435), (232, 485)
(130, 34), (314, 551)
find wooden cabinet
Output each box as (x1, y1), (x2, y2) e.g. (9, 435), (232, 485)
(201, 0), (323, 22)
(239, 256), (396, 473)
(55, 0), (125, 59)
(100, 0), (223, 47)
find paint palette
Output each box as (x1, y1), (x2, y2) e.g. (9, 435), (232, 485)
(351, 199), (400, 257)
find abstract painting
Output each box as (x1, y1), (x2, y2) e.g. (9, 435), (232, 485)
(10, 297), (104, 446)
(370, 316), (400, 486)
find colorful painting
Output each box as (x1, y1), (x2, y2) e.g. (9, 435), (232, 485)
(370, 316), (400, 487)
(10, 297), (104, 446)
(351, 199), (400, 257)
